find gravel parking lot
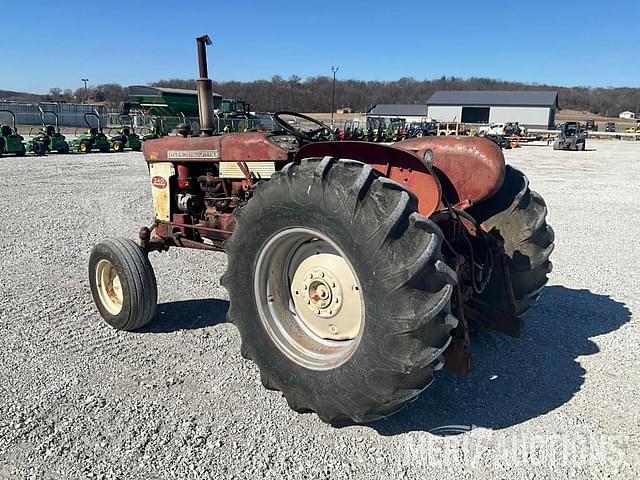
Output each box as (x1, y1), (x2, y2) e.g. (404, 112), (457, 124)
(1, 139), (638, 479)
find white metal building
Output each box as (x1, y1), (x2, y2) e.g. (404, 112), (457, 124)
(619, 111), (636, 119)
(366, 104), (429, 123)
(426, 91), (559, 128)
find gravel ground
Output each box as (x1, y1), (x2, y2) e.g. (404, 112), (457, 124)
(1, 139), (638, 479)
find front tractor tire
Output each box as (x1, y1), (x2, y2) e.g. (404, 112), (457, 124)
(222, 158), (458, 424)
(89, 238), (157, 331)
(112, 140), (124, 152)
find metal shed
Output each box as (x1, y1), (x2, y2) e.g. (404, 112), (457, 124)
(426, 91), (559, 128)
(366, 104), (429, 123)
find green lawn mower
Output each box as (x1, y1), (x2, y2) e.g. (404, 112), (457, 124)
(69, 111), (111, 153)
(0, 109), (26, 157)
(26, 107), (70, 155)
(109, 114), (141, 152)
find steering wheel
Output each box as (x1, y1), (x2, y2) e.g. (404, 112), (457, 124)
(273, 111), (333, 143)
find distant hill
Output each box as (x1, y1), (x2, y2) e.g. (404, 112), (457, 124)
(0, 89), (43, 102)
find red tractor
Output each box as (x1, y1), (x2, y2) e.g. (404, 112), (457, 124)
(89, 36), (554, 424)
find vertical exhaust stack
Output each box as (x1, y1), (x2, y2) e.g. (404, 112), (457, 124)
(196, 35), (215, 136)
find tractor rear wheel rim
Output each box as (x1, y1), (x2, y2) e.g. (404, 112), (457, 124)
(95, 259), (123, 316)
(254, 228), (364, 370)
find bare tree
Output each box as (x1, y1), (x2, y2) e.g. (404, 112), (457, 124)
(49, 88), (62, 100)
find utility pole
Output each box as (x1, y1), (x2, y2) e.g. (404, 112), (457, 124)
(331, 66), (339, 128)
(81, 78), (89, 103)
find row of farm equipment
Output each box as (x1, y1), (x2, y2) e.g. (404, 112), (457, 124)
(0, 108), (144, 157)
(318, 118), (536, 149)
(2, 103), (574, 158)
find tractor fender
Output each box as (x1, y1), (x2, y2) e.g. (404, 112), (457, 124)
(296, 141), (441, 216)
(394, 136), (506, 209)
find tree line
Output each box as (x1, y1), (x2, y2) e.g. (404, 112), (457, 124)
(152, 76), (640, 116)
(8, 77), (640, 116)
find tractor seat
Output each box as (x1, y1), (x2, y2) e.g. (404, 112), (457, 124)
(122, 127), (130, 135)
(1, 125), (13, 137)
(46, 126), (56, 136)
(90, 127), (98, 135)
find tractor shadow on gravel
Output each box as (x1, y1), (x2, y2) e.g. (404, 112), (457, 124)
(139, 299), (229, 333)
(372, 285), (631, 435)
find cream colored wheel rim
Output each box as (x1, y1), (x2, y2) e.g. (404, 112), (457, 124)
(254, 228), (364, 370)
(95, 259), (123, 315)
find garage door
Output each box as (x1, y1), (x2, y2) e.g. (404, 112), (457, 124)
(461, 107), (490, 124)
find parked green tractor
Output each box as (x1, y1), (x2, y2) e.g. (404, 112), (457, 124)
(109, 114), (142, 152)
(26, 107), (70, 155)
(0, 109), (26, 157)
(69, 111), (111, 153)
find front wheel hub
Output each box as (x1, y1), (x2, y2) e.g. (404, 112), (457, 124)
(95, 259), (123, 315)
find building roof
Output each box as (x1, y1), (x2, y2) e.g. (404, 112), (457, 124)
(367, 104), (428, 116)
(427, 90), (558, 108)
(128, 85), (222, 98)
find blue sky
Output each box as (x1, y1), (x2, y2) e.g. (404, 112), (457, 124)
(0, 0), (638, 93)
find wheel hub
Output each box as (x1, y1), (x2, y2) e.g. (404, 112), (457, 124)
(290, 253), (362, 341)
(300, 267), (341, 315)
(95, 259), (123, 316)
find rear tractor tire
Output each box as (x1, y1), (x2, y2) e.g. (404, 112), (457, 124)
(469, 166), (554, 315)
(222, 157), (458, 424)
(89, 238), (157, 331)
